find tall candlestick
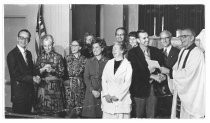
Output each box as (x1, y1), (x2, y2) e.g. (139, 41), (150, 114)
(162, 16), (164, 31)
(154, 17), (156, 36)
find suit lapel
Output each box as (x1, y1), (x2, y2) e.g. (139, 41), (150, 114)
(167, 47), (175, 60)
(15, 47), (28, 68)
(109, 59), (115, 80)
(136, 46), (148, 66)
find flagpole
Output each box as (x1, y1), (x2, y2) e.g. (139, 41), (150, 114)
(38, 4), (42, 56)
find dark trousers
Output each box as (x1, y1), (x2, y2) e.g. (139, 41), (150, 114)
(156, 95), (173, 118)
(132, 85), (157, 118)
(12, 101), (32, 114)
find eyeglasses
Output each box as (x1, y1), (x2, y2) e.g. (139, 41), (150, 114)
(19, 36), (30, 41)
(70, 44), (79, 47)
(160, 37), (170, 40)
(116, 34), (124, 37)
(178, 35), (191, 39)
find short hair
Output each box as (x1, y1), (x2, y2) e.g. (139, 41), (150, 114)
(128, 31), (137, 38)
(83, 32), (95, 43)
(91, 37), (107, 49)
(115, 27), (127, 36)
(160, 30), (172, 37)
(113, 41), (127, 55)
(136, 30), (147, 38)
(18, 29), (31, 41)
(71, 39), (83, 47)
(41, 34), (54, 45)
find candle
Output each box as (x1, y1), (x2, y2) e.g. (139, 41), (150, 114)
(162, 16), (164, 31)
(154, 17), (156, 36)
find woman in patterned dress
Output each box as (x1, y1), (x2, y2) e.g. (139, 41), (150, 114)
(64, 40), (86, 117)
(35, 35), (65, 115)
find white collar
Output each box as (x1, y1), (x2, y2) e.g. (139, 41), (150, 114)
(17, 44), (26, 53)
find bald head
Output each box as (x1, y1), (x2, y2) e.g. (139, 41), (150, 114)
(160, 30), (172, 47)
(160, 30), (172, 38)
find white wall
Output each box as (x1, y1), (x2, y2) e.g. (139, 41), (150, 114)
(128, 5), (138, 32)
(100, 5), (123, 46)
(44, 5), (70, 56)
(4, 4), (39, 61)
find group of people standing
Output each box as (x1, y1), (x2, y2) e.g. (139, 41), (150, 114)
(7, 27), (205, 119)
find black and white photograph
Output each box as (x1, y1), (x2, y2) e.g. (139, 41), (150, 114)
(1, 0), (208, 120)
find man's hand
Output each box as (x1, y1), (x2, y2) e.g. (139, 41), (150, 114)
(149, 66), (156, 73)
(160, 67), (170, 74)
(111, 96), (119, 102)
(158, 73), (166, 82)
(92, 90), (100, 98)
(150, 74), (161, 83)
(40, 64), (52, 73)
(33, 75), (41, 84)
(104, 94), (112, 103)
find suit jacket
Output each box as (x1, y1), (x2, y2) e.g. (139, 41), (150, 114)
(101, 58), (132, 114)
(153, 46), (180, 96)
(154, 46), (179, 96)
(127, 46), (164, 98)
(7, 46), (35, 104)
(162, 46), (180, 69)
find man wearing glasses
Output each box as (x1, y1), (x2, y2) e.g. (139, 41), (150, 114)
(7, 29), (41, 114)
(157, 30), (180, 118)
(160, 28), (205, 118)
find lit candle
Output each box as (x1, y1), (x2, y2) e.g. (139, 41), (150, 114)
(154, 17), (156, 36)
(162, 16), (164, 31)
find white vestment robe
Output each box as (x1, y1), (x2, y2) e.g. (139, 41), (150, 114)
(169, 46), (205, 118)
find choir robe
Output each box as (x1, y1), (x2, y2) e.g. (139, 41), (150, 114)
(101, 58), (132, 114)
(169, 45), (205, 118)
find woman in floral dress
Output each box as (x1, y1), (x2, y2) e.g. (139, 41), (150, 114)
(35, 35), (65, 115)
(64, 40), (86, 117)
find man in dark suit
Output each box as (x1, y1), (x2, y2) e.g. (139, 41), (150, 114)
(7, 29), (41, 114)
(128, 30), (165, 118)
(156, 30), (180, 118)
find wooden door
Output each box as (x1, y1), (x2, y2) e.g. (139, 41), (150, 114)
(72, 5), (100, 41)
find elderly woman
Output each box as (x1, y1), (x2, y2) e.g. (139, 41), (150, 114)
(81, 32), (95, 58)
(35, 34), (65, 115)
(101, 42), (133, 119)
(64, 40), (86, 117)
(82, 38), (108, 118)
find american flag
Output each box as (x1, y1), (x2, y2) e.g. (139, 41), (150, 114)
(35, 4), (47, 58)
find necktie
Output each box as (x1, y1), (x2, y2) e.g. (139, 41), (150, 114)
(23, 50), (28, 65)
(163, 49), (167, 56)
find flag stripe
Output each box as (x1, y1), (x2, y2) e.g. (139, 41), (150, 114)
(35, 4), (47, 58)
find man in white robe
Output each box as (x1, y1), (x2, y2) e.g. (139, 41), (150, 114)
(160, 28), (205, 119)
